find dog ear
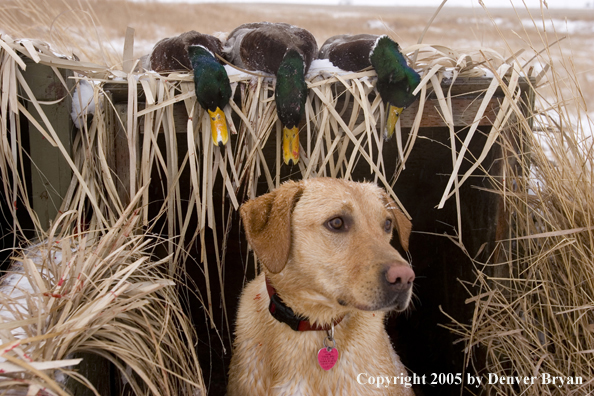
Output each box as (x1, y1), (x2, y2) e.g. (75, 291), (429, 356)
(384, 196), (412, 252)
(240, 181), (303, 274)
(392, 207), (412, 252)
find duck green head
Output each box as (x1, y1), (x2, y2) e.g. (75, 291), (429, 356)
(275, 49), (308, 166)
(188, 45), (232, 147)
(369, 36), (421, 140)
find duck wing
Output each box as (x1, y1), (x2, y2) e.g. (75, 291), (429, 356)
(318, 34), (378, 72)
(150, 31), (223, 73)
(223, 22), (317, 74)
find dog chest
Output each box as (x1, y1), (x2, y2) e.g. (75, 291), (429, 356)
(229, 275), (413, 395)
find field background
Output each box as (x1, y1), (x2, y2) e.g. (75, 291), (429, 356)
(3, 0), (593, 121)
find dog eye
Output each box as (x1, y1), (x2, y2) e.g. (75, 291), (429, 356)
(384, 219), (393, 233)
(327, 217), (344, 231)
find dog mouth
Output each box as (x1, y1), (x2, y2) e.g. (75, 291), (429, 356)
(340, 290), (412, 312)
(384, 291), (413, 312)
(389, 298), (412, 312)
(336, 289), (412, 312)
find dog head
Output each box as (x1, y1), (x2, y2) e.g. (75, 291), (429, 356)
(240, 178), (414, 313)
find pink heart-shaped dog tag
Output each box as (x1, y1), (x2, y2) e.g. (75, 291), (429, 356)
(317, 347), (339, 370)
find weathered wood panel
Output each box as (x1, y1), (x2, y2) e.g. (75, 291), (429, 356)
(22, 59), (73, 230)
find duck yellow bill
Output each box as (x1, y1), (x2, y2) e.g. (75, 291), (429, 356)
(208, 108), (229, 147)
(282, 126), (300, 166)
(385, 104), (404, 141)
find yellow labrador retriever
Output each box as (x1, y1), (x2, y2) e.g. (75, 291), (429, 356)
(229, 178), (415, 395)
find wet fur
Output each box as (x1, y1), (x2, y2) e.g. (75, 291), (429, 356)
(229, 178), (415, 396)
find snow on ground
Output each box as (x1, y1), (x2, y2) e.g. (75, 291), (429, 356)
(521, 18), (594, 34)
(532, 109), (594, 163)
(127, 0), (593, 8)
(367, 19), (387, 29)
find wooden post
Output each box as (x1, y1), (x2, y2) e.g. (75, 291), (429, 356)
(22, 58), (73, 231)
(64, 352), (115, 396)
(112, 102), (134, 206)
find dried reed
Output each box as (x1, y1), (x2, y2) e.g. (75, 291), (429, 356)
(440, 4), (594, 395)
(0, 198), (205, 395)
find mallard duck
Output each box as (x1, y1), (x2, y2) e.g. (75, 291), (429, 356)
(150, 31), (232, 147)
(223, 22), (318, 166)
(318, 34), (420, 140)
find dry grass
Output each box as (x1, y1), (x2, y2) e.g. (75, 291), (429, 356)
(439, 6), (594, 395)
(0, 0), (593, 395)
(0, 199), (205, 395)
(444, 100), (594, 394)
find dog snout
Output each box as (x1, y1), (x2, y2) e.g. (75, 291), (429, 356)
(384, 263), (415, 290)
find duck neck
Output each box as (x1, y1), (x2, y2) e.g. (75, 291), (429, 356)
(188, 45), (230, 112)
(188, 45), (217, 68)
(369, 36), (406, 85)
(275, 49), (307, 128)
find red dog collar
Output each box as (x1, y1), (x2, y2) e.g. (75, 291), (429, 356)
(265, 277), (343, 332)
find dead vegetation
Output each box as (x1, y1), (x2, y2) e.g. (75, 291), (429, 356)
(0, 0), (593, 395)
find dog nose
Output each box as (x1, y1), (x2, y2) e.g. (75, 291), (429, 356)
(384, 264), (415, 289)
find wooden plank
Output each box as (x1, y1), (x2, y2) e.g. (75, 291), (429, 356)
(105, 102), (133, 206)
(22, 58), (73, 231)
(401, 96), (499, 127)
(108, 91), (498, 130)
(104, 76), (532, 129)
(63, 352), (115, 396)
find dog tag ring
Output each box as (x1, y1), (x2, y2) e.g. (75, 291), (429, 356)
(317, 324), (339, 370)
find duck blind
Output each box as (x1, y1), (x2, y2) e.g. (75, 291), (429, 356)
(97, 69), (534, 396)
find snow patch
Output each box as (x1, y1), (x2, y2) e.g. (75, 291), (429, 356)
(521, 18), (594, 34)
(222, 59), (354, 82)
(367, 20), (387, 30)
(457, 17), (513, 28)
(223, 64), (274, 82)
(71, 79), (97, 129)
(0, 243), (63, 343)
(306, 59), (356, 79)
(330, 11), (363, 19)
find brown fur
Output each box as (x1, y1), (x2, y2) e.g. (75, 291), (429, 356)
(229, 178), (415, 395)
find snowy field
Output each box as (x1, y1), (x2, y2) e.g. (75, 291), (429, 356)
(2, 0), (593, 135)
(128, 0), (593, 8)
(111, 1), (594, 127)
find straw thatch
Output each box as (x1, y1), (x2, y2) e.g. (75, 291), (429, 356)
(1, 1), (592, 395)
